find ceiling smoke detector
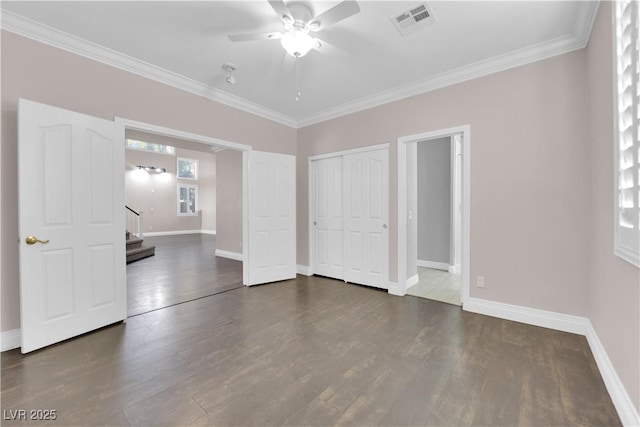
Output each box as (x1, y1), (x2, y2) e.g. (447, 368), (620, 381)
(390, 2), (436, 37)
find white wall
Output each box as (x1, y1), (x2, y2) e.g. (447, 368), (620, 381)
(125, 144), (216, 234)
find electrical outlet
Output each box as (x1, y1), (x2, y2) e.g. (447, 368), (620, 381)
(477, 276), (485, 288)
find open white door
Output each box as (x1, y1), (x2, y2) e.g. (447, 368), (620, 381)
(343, 148), (389, 289)
(246, 151), (296, 286)
(18, 99), (126, 353)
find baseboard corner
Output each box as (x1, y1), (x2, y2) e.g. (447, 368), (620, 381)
(584, 320), (640, 427)
(296, 265), (312, 276)
(388, 281), (405, 296)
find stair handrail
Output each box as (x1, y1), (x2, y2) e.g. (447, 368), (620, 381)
(125, 205), (140, 216)
(125, 205), (144, 238)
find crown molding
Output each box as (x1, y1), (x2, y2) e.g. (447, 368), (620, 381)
(297, 1), (599, 127)
(1, 1), (599, 130)
(297, 34), (585, 127)
(0, 10), (298, 128)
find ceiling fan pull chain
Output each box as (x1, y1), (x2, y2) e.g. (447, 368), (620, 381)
(295, 56), (301, 102)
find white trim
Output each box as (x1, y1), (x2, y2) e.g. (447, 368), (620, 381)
(462, 297), (640, 426)
(308, 143), (390, 161)
(448, 264), (460, 275)
(417, 260), (449, 271)
(406, 274), (419, 290)
(215, 249), (243, 261)
(397, 125), (471, 304)
(144, 229), (213, 237)
(2, 11), (297, 128)
(463, 297), (587, 335)
(3, 6), (598, 130)
(585, 321), (640, 427)
(1, 329), (21, 352)
(296, 265), (312, 276)
(387, 281), (404, 296)
(176, 183), (199, 216)
(2, 5), (598, 129)
(297, 31), (595, 127)
(242, 151), (249, 285)
(117, 117), (251, 286)
(612, 0), (640, 269)
(115, 118), (251, 152)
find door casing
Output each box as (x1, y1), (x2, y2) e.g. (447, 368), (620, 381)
(396, 125), (471, 303)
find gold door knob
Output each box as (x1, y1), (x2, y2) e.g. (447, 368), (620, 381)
(25, 236), (49, 245)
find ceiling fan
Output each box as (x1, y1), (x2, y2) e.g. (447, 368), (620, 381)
(228, 0), (361, 58)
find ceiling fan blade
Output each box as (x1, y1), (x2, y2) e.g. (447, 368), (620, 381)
(268, 0), (289, 19)
(310, 1), (360, 31)
(228, 32), (282, 42)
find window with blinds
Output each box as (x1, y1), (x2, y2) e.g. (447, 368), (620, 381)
(614, 0), (640, 267)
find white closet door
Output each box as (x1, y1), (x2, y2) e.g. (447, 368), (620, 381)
(312, 157), (344, 279)
(343, 149), (389, 289)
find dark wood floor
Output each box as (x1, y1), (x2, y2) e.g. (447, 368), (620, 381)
(127, 234), (243, 316)
(1, 276), (620, 426)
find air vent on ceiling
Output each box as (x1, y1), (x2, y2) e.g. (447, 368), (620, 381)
(390, 2), (436, 37)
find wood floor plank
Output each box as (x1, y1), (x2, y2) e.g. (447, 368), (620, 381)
(1, 271), (621, 427)
(127, 234), (242, 316)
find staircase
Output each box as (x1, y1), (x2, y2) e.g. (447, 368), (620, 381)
(126, 231), (155, 264)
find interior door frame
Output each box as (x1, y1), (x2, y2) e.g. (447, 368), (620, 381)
(114, 118), (252, 284)
(397, 125), (471, 305)
(308, 143), (390, 281)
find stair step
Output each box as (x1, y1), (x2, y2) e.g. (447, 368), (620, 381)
(126, 236), (144, 250)
(126, 245), (155, 264)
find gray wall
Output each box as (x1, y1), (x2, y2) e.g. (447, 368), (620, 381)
(215, 150), (243, 254)
(417, 137), (451, 264)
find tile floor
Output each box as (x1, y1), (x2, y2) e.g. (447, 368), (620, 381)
(407, 267), (461, 306)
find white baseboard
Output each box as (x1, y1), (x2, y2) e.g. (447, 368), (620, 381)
(448, 264), (461, 274)
(144, 229), (216, 237)
(1, 329), (21, 352)
(296, 265), (312, 276)
(463, 297), (587, 334)
(406, 274), (419, 290)
(585, 320), (640, 427)
(214, 249), (243, 261)
(463, 297), (639, 426)
(417, 260), (449, 271)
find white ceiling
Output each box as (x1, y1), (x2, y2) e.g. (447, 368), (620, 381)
(1, 1), (598, 127)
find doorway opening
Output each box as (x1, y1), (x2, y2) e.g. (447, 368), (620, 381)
(116, 118), (251, 316)
(397, 126), (470, 306)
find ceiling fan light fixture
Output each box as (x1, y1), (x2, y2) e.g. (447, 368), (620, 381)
(280, 29), (314, 57)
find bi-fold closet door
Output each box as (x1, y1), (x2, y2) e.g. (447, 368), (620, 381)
(311, 148), (389, 289)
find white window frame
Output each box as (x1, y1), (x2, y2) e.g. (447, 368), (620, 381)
(177, 183), (198, 217)
(613, 0), (640, 267)
(177, 157), (198, 180)
(126, 138), (175, 155)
